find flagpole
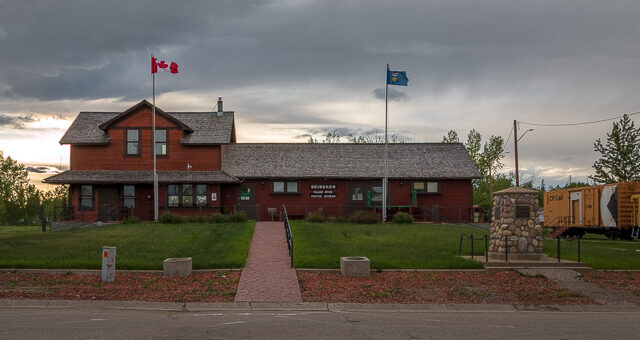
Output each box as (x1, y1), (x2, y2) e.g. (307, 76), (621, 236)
(152, 55), (159, 222)
(383, 63), (389, 223)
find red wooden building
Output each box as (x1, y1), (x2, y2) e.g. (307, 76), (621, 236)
(45, 99), (481, 222)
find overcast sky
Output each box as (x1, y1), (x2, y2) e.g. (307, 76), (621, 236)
(1, 0), (639, 187)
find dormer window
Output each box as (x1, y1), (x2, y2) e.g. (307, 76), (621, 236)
(126, 129), (140, 156)
(155, 129), (167, 156)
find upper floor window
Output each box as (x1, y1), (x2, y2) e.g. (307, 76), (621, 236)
(413, 181), (440, 194)
(155, 129), (167, 156)
(126, 129), (140, 156)
(272, 181), (299, 194)
(80, 185), (93, 210)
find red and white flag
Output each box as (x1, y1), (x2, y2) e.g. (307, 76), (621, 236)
(151, 57), (179, 74)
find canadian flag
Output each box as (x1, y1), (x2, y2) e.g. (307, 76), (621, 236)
(151, 57), (179, 74)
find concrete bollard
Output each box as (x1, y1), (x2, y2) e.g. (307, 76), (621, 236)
(101, 246), (116, 282)
(340, 256), (370, 276)
(163, 257), (192, 277)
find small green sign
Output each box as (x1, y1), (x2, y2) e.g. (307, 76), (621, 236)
(411, 189), (417, 206)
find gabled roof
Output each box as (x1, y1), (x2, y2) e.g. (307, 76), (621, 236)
(222, 143), (481, 179)
(43, 170), (239, 184)
(59, 101), (235, 145)
(98, 100), (192, 132)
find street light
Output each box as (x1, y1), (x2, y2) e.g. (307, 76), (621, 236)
(513, 121), (533, 187)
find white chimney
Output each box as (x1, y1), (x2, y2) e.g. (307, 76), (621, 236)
(217, 97), (223, 116)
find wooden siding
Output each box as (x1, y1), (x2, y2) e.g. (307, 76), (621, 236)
(70, 107), (221, 171)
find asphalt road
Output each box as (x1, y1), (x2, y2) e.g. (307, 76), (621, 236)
(2, 306), (640, 339)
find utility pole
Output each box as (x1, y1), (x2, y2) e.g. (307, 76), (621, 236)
(513, 120), (519, 187)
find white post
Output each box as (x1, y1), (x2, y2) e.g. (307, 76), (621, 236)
(152, 56), (159, 222)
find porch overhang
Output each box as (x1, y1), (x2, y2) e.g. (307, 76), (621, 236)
(43, 170), (239, 185)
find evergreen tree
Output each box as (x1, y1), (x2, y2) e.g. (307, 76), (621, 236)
(590, 114), (640, 183)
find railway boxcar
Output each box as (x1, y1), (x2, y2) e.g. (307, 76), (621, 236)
(544, 182), (640, 239)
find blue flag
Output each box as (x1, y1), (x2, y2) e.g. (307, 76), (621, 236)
(387, 70), (408, 86)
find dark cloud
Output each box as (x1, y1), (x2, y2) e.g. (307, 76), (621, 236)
(0, 114), (36, 129)
(371, 88), (410, 102)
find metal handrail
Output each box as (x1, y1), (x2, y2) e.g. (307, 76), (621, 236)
(281, 204), (294, 268)
(458, 233), (489, 263)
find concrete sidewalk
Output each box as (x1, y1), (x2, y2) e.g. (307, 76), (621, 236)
(2, 299), (636, 313)
(234, 222), (302, 302)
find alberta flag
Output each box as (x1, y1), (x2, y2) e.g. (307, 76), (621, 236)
(387, 70), (409, 86)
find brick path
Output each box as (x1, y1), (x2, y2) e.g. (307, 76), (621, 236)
(235, 222), (302, 302)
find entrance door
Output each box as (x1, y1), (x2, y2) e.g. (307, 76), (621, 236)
(236, 184), (256, 220)
(570, 191), (582, 225)
(98, 187), (118, 221)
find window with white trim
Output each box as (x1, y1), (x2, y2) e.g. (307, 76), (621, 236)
(272, 181), (299, 193)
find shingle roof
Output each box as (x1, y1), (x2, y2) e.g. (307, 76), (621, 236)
(222, 143), (481, 179)
(59, 101), (235, 145)
(43, 170), (239, 184)
(59, 112), (116, 145)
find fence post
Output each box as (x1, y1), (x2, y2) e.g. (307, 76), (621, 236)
(459, 233), (464, 255)
(557, 236), (561, 263)
(484, 235), (488, 263)
(578, 235), (581, 263)
(470, 233), (474, 260)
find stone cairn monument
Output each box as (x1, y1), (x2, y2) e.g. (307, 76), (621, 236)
(489, 187), (544, 260)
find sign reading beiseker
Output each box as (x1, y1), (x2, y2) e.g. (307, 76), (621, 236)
(310, 184), (337, 198)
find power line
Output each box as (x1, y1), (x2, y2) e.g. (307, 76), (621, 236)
(503, 124), (514, 151)
(518, 111), (640, 127)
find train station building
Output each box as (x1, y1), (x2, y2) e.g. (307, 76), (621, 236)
(44, 99), (481, 222)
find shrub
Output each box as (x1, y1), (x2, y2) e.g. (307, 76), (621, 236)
(348, 210), (379, 224)
(305, 212), (326, 223)
(227, 210), (248, 222)
(159, 212), (187, 224)
(189, 215), (209, 223)
(122, 216), (141, 224)
(333, 216), (347, 223)
(210, 213), (228, 223)
(392, 211), (414, 224)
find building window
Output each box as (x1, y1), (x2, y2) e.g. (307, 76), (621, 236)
(80, 185), (93, 210)
(413, 181), (440, 194)
(126, 129), (140, 155)
(371, 186), (383, 202)
(155, 129), (167, 156)
(352, 187), (363, 201)
(196, 184), (207, 206)
(182, 184), (193, 206)
(167, 184), (206, 207)
(168, 185), (179, 207)
(123, 185), (135, 208)
(272, 181), (299, 193)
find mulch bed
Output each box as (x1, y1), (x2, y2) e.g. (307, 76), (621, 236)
(583, 271), (640, 305)
(298, 271), (594, 305)
(0, 271), (240, 302)
(1, 270), (637, 305)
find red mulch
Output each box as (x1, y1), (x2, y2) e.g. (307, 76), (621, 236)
(583, 271), (640, 305)
(1, 270), (636, 305)
(0, 271), (240, 302)
(298, 271), (594, 305)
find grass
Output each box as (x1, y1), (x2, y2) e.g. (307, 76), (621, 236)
(0, 222), (255, 270)
(543, 234), (640, 269)
(291, 221), (488, 269)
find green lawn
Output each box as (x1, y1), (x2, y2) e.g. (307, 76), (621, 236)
(0, 222), (255, 270)
(543, 235), (640, 269)
(291, 221), (488, 269)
